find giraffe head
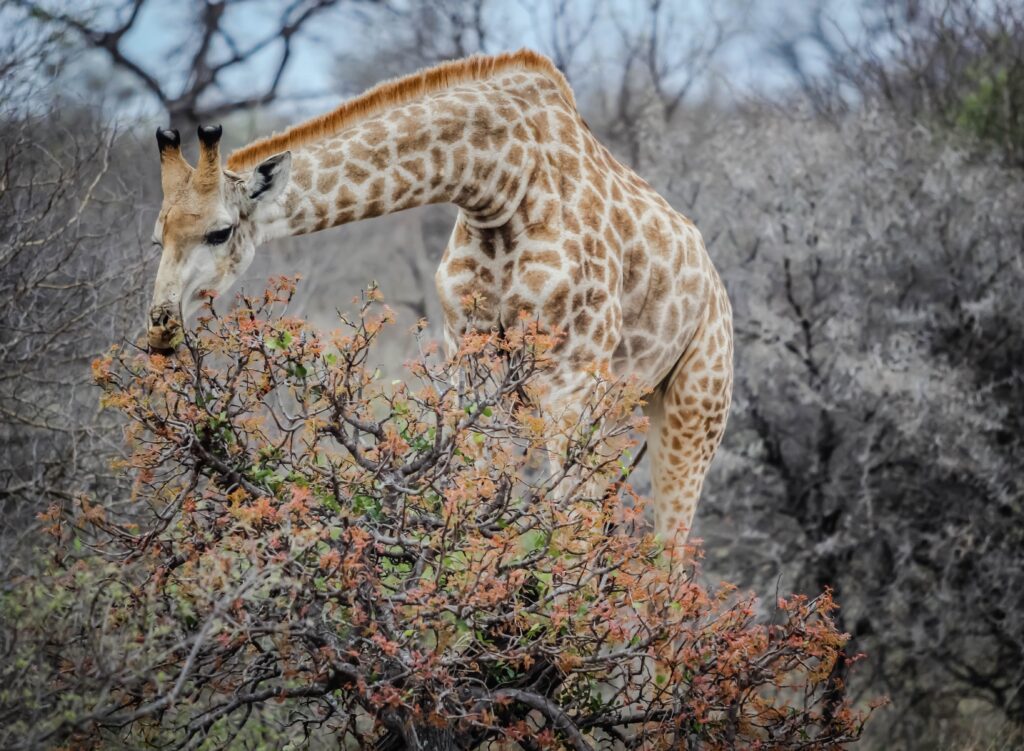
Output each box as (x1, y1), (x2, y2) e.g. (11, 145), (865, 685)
(148, 125), (291, 353)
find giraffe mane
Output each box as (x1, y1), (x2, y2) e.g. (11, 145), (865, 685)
(226, 49), (575, 172)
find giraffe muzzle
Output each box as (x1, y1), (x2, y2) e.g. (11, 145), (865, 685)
(147, 305), (183, 355)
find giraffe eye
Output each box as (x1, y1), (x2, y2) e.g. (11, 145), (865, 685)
(204, 226), (233, 246)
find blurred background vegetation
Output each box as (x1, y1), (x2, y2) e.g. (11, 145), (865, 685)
(1, 0), (1022, 747)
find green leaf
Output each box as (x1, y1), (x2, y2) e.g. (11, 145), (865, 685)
(521, 529), (548, 555)
(266, 330), (293, 350)
(442, 551), (468, 571)
(352, 494), (382, 520)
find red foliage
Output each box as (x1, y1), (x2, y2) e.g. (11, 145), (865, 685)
(30, 279), (876, 748)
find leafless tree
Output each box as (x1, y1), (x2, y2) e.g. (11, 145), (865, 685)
(595, 0), (739, 166)
(11, 0), (376, 127)
(770, 0), (1024, 165)
(520, 0), (601, 84)
(0, 107), (152, 537)
(765, 0), (858, 96)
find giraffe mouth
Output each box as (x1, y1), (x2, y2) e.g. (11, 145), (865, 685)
(147, 326), (183, 355)
(148, 306), (183, 355)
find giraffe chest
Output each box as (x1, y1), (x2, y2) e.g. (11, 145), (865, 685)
(435, 216), (598, 349)
(434, 206), (712, 392)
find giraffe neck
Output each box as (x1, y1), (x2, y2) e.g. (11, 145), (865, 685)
(255, 95), (534, 242)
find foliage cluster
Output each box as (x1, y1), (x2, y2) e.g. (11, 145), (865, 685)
(2, 280), (873, 750)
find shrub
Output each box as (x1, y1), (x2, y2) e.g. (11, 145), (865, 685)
(955, 61), (1024, 156)
(2, 279), (875, 749)
(811, 0), (1024, 166)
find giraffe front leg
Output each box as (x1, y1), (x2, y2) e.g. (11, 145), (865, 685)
(644, 310), (733, 544)
(538, 371), (630, 511)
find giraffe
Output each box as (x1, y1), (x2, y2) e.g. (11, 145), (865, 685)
(147, 49), (732, 539)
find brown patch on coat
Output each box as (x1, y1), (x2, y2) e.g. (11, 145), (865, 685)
(344, 162), (371, 183)
(317, 171), (338, 193)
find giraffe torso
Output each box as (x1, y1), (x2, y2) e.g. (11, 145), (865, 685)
(434, 72), (721, 392)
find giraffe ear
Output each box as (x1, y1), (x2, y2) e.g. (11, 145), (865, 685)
(246, 151), (291, 205)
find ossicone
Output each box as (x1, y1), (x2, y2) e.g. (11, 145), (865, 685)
(197, 124), (223, 147)
(156, 128), (181, 153)
(156, 126), (191, 195)
(194, 123), (224, 192)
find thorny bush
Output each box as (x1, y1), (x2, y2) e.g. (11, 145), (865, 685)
(9, 279), (876, 749)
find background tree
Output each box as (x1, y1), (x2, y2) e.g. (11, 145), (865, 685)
(676, 92), (1024, 749)
(11, 0), (375, 128)
(0, 62), (150, 536)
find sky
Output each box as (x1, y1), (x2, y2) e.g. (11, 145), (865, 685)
(5, 0), (870, 126)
